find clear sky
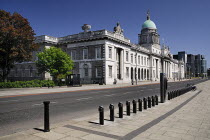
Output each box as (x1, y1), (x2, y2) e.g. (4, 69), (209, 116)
(1, 0), (210, 67)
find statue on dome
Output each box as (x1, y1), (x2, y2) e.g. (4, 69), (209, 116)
(114, 22), (124, 35)
(147, 10), (150, 20)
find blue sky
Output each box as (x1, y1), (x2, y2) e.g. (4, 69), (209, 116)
(1, 0), (210, 67)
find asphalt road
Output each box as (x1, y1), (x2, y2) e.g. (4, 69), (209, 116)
(0, 78), (207, 136)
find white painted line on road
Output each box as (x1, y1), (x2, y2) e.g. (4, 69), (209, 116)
(76, 97), (93, 101)
(0, 100), (19, 103)
(32, 101), (57, 106)
(32, 103), (43, 106)
(123, 92), (132, 94)
(104, 94), (115, 97)
(51, 101), (57, 104)
(140, 90), (144, 91)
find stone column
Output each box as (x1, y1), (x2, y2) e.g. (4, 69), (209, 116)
(120, 49), (124, 79)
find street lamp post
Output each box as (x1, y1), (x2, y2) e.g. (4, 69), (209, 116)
(135, 50), (137, 85)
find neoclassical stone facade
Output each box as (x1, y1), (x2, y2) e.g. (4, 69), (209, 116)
(7, 12), (185, 84)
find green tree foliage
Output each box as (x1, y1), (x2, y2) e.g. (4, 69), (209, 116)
(36, 46), (74, 80)
(0, 10), (38, 81)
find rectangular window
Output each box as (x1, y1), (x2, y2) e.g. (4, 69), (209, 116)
(109, 47), (112, 59)
(84, 68), (88, 77)
(96, 47), (101, 59)
(141, 56), (143, 65)
(96, 67), (102, 77)
(71, 50), (76, 60)
(126, 67), (129, 78)
(138, 56), (140, 64)
(135, 55), (137, 64)
(131, 54), (133, 63)
(144, 57), (146, 66)
(109, 66), (112, 77)
(126, 51), (129, 61)
(83, 48), (88, 59)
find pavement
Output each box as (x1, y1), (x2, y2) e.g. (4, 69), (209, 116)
(0, 79), (191, 98)
(0, 79), (210, 140)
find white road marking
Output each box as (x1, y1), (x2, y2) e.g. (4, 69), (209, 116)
(32, 103), (43, 106)
(0, 100), (19, 103)
(32, 101), (57, 106)
(140, 90), (144, 91)
(76, 97), (93, 101)
(123, 92), (132, 94)
(104, 94), (115, 97)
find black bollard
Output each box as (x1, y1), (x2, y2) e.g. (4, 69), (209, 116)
(143, 98), (147, 110)
(126, 101), (130, 116)
(109, 104), (114, 121)
(170, 91), (173, 99)
(138, 99), (142, 111)
(155, 95), (159, 105)
(168, 92), (170, 100)
(118, 102), (123, 118)
(43, 101), (50, 132)
(132, 100), (137, 113)
(98, 106), (104, 125)
(152, 96), (155, 106)
(148, 97), (151, 108)
(173, 91), (175, 98)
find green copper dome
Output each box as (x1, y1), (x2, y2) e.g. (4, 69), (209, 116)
(142, 19), (157, 29)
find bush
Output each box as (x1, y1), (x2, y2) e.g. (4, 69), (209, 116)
(0, 80), (55, 88)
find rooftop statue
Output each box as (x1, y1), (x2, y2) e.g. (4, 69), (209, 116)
(114, 22), (124, 35)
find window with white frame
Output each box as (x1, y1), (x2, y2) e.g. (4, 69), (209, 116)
(126, 67), (129, 78)
(138, 56), (140, 64)
(109, 47), (112, 59)
(71, 50), (76, 60)
(108, 66), (112, 77)
(131, 54), (133, 63)
(144, 57), (146, 65)
(96, 67), (102, 77)
(83, 48), (88, 59)
(96, 47), (101, 59)
(126, 51), (129, 61)
(147, 58), (149, 66)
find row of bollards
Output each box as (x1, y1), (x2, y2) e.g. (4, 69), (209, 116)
(168, 85), (196, 100)
(98, 95), (159, 125)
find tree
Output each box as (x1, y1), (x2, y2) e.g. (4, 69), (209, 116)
(0, 10), (38, 81)
(36, 46), (74, 80)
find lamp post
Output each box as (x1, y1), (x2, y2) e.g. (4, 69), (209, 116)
(135, 50), (137, 85)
